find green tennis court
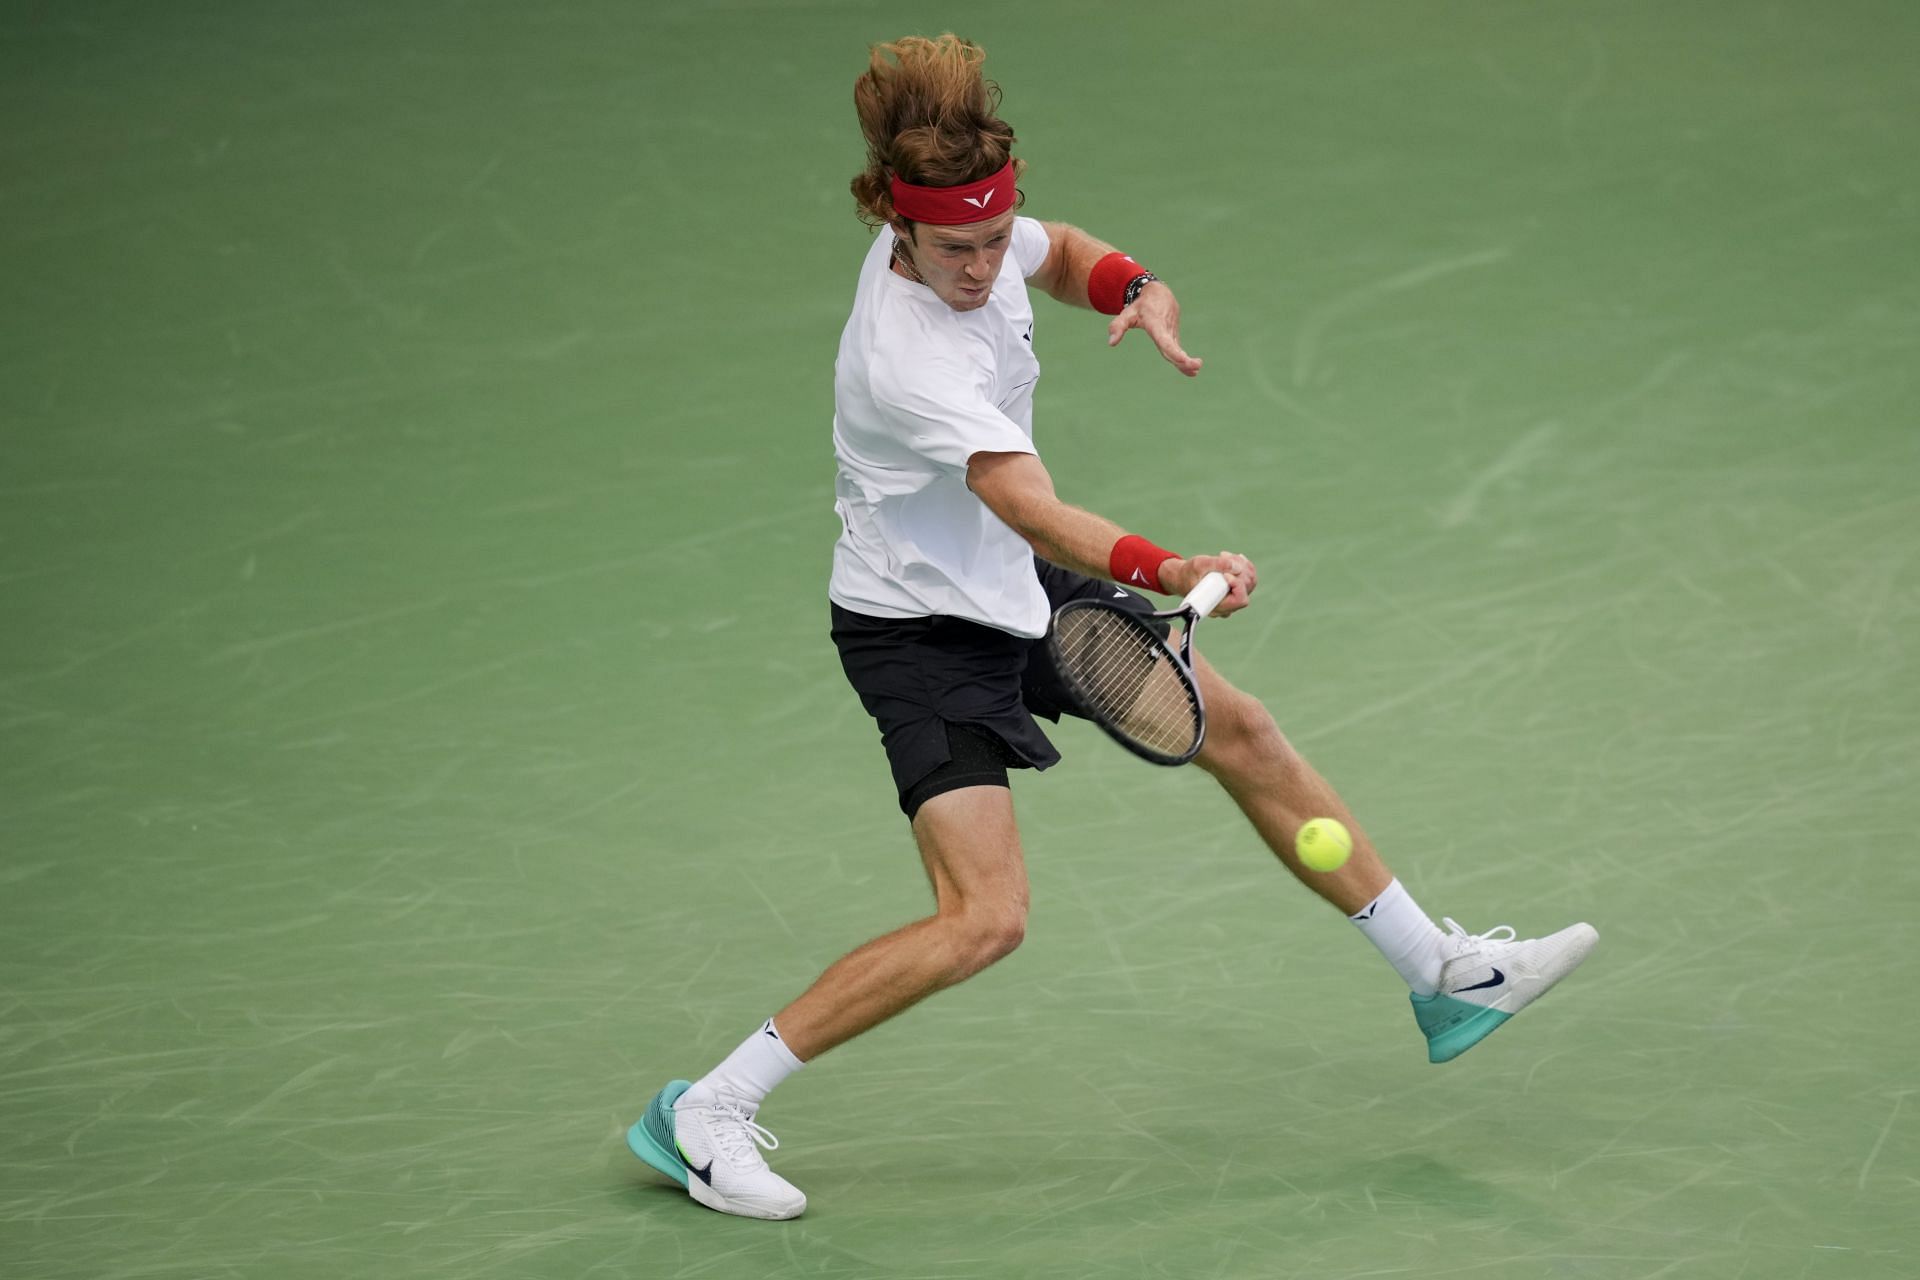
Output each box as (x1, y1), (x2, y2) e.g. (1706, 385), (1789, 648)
(4, 2), (1915, 1276)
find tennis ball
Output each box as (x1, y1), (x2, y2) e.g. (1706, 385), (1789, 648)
(1295, 818), (1353, 872)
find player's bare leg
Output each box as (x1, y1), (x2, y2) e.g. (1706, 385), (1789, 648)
(773, 784), (1028, 1060)
(1188, 652), (1390, 913)
(628, 784), (1028, 1218)
(1188, 653), (1598, 1061)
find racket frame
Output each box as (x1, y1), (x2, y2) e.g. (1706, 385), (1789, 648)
(1046, 572), (1231, 766)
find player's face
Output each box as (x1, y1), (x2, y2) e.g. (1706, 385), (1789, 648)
(897, 211), (1016, 312)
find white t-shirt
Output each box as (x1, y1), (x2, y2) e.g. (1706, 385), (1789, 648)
(829, 215), (1053, 638)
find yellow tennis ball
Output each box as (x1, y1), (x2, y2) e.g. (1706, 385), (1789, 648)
(1295, 818), (1353, 872)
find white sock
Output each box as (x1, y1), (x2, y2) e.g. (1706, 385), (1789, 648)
(1350, 879), (1449, 996)
(689, 1018), (805, 1111)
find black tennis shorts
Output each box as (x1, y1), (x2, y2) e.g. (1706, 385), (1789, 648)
(830, 558), (1170, 818)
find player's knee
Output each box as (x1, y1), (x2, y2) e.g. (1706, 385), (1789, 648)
(1202, 686), (1288, 770)
(952, 901), (1026, 975)
(980, 907), (1026, 965)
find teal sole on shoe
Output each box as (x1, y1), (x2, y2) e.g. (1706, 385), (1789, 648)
(1410, 993), (1513, 1064)
(627, 1079), (694, 1186)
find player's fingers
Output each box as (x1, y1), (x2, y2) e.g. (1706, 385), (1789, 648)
(1149, 327), (1201, 376)
(1219, 551), (1257, 595)
(1107, 313), (1131, 347)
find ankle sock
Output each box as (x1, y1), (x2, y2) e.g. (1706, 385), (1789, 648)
(689, 1018), (805, 1110)
(1350, 879), (1449, 996)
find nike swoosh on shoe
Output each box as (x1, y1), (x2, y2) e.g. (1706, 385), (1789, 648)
(1455, 967), (1506, 993)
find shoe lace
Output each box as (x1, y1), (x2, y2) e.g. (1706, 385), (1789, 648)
(1441, 917), (1516, 954)
(706, 1099), (780, 1168)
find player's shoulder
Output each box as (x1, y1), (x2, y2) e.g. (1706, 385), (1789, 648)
(1011, 214), (1049, 242)
(1010, 216), (1050, 275)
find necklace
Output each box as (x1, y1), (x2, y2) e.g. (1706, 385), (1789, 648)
(891, 239), (926, 284)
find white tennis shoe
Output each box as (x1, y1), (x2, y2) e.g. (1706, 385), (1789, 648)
(637, 1080), (806, 1220)
(1410, 917), (1599, 1062)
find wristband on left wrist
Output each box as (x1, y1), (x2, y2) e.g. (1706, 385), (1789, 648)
(1089, 251), (1155, 315)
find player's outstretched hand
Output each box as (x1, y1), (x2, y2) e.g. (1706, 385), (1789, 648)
(1163, 551), (1257, 616)
(1107, 281), (1202, 377)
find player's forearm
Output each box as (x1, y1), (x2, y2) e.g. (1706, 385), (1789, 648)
(1037, 222), (1121, 309)
(1013, 497), (1132, 582)
(967, 451), (1174, 587)
(1037, 224), (1190, 375)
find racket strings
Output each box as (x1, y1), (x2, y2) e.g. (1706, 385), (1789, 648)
(1054, 609), (1201, 757)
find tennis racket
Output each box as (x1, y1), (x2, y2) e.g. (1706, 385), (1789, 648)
(1046, 571), (1232, 766)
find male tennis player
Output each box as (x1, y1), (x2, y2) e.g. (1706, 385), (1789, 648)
(627, 34), (1598, 1220)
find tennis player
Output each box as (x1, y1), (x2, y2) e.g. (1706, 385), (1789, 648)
(627, 34), (1598, 1220)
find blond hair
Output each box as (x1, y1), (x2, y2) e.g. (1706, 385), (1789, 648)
(849, 34), (1026, 230)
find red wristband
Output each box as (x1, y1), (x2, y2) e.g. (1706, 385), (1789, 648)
(1088, 251), (1150, 315)
(1109, 534), (1177, 593)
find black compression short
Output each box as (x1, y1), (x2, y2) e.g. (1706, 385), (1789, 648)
(829, 558), (1170, 819)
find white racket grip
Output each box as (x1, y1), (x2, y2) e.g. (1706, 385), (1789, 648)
(1184, 571), (1231, 618)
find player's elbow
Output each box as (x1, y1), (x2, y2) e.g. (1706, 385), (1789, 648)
(966, 451), (1056, 546)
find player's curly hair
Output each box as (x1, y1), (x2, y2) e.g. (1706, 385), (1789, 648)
(849, 34), (1026, 232)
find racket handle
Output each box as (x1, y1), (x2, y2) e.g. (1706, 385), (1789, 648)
(1184, 571), (1231, 618)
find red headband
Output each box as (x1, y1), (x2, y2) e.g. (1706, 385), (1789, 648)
(889, 162), (1016, 226)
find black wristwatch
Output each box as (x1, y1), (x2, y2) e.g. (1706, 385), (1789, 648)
(1122, 271), (1159, 308)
